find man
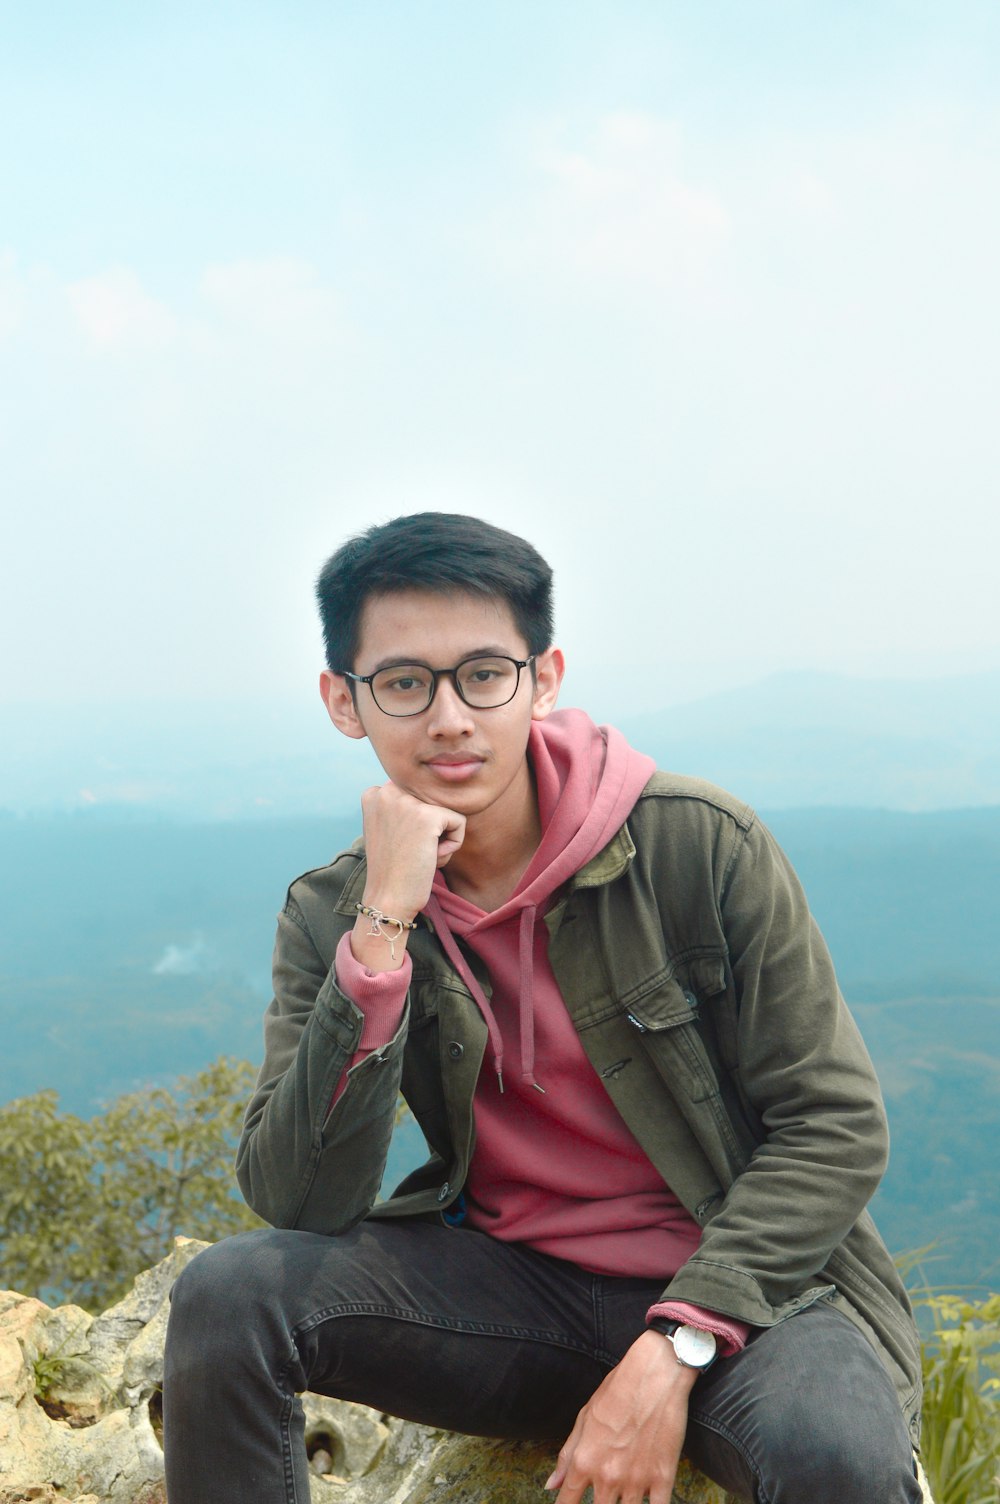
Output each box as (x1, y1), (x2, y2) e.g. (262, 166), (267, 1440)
(163, 512), (923, 1503)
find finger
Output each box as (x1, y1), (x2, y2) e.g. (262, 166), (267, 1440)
(435, 817), (466, 865)
(439, 808), (466, 839)
(544, 1430), (578, 1492)
(622, 1485), (657, 1504)
(549, 1448), (589, 1502)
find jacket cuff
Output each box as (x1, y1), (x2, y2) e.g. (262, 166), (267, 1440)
(646, 1300), (750, 1357)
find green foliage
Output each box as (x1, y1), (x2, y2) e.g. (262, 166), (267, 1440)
(32, 1322), (113, 1405)
(915, 1290), (1000, 1504)
(0, 1057), (264, 1311)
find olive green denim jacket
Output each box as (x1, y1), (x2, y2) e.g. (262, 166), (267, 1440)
(236, 773), (922, 1440)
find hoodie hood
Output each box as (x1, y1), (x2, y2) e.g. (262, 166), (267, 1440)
(424, 709), (656, 1090)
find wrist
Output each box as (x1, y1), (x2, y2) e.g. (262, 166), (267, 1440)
(359, 893), (421, 926)
(647, 1320), (718, 1373)
(350, 909), (414, 972)
(634, 1330), (700, 1389)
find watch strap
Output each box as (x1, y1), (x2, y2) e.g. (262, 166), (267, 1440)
(648, 1317), (682, 1338)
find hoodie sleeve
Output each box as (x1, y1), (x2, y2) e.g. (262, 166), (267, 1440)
(328, 932), (411, 1106)
(335, 931), (412, 1046)
(645, 1300), (749, 1357)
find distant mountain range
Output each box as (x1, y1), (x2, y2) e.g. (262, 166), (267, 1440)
(4, 670), (998, 1288)
(616, 669), (1000, 811)
(2, 804), (998, 1290)
(3, 668), (1000, 819)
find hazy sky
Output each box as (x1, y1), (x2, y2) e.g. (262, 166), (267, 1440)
(3, 1), (999, 720)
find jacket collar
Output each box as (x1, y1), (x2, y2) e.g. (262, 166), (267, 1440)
(565, 821), (635, 890)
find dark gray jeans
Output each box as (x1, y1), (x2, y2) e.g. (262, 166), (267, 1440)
(162, 1220), (921, 1503)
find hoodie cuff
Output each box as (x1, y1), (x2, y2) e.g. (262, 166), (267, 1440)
(335, 931), (411, 1050)
(645, 1300), (750, 1358)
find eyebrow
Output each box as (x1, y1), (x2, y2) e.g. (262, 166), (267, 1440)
(364, 645), (519, 674)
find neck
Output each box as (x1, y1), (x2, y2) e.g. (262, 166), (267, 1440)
(444, 760), (541, 910)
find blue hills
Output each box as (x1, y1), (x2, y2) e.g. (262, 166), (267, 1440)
(3, 668), (1000, 820)
(2, 671), (998, 1290)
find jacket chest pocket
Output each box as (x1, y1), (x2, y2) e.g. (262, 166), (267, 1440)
(623, 979), (720, 1104)
(625, 952), (746, 1129)
(622, 970), (749, 1173)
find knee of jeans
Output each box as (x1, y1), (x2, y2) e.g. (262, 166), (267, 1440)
(805, 1442), (917, 1501)
(762, 1414), (918, 1502)
(167, 1232), (279, 1356)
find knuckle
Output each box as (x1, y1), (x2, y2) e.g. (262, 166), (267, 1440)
(566, 1449), (596, 1483)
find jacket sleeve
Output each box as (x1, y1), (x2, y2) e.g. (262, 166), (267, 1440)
(662, 815), (890, 1323)
(235, 892), (409, 1232)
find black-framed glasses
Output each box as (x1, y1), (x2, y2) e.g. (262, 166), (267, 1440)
(342, 654), (535, 717)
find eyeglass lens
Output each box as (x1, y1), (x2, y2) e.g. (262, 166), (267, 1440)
(370, 656), (521, 714)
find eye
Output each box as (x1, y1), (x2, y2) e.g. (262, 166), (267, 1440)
(375, 666), (431, 694)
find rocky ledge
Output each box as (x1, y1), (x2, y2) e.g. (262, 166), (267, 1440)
(0, 1239), (929, 1503)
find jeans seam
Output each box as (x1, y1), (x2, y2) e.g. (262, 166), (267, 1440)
(590, 1278), (617, 1368)
(291, 1301), (599, 1359)
(279, 1390), (301, 1504)
(686, 1409), (768, 1504)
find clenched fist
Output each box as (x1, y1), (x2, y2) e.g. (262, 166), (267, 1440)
(350, 782), (466, 971)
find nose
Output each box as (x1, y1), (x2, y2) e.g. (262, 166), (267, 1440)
(425, 673), (475, 736)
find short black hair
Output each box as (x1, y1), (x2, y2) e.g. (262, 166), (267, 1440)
(316, 512), (554, 671)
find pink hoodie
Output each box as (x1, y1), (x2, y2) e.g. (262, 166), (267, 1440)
(335, 710), (747, 1354)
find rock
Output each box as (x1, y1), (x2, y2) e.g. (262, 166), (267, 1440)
(0, 1239), (200, 1504)
(0, 1241), (935, 1504)
(309, 1429), (729, 1503)
(302, 1392), (393, 1479)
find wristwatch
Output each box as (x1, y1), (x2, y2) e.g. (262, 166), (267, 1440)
(649, 1319), (718, 1371)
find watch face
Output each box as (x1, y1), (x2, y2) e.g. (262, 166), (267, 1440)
(674, 1325), (717, 1368)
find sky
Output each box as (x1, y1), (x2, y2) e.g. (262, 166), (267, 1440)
(2, 0), (999, 725)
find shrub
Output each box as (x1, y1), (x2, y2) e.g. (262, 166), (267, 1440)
(0, 1058), (264, 1310)
(915, 1291), (1000, 1504)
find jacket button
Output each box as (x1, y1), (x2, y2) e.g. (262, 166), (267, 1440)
(447, 1041), (464, 1060)
(684, 990), (698, 1008)
(437, 1182), (451, 1203)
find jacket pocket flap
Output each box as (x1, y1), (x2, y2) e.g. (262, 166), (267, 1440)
(687, 956), (727, 998)
(624, 979), (695, 1032)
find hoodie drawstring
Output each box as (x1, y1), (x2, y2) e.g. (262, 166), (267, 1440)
(424, 894), (508, 1092)
(518, 905), (545, 1093)
(424, 894), (546, 1093)
(423, 713), (657, 1101)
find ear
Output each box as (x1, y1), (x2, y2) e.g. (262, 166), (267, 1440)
(530, 647), (565, 722)
(320, 669), (368, 741)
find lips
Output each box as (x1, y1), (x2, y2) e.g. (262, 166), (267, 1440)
(424, 754), (485, 781)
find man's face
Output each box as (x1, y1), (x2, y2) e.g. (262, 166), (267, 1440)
(321, 589), (563, 824)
